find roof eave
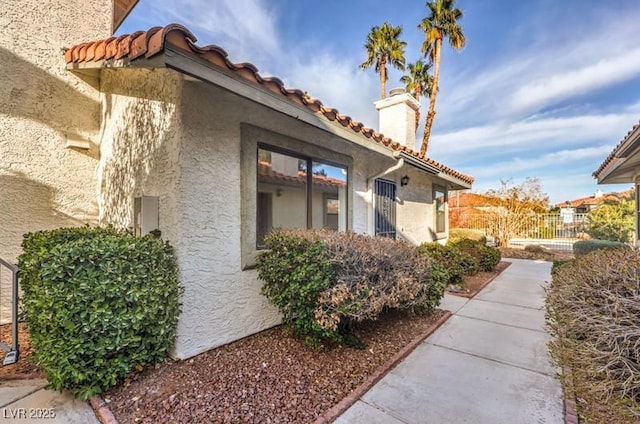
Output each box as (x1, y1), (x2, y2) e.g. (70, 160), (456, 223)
(396, 151), (471, 190)
(161, 44), (397, 159)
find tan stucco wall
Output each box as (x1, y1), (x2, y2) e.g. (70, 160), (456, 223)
(0, 0), (113, 262)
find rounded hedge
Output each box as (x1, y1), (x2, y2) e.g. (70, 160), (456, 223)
(447, 238), (501, 272)
(19, 227), (182, 400)
(417, 242), (478, 284)
(572, 239), (629, 257)
(449, 228), (487, 244)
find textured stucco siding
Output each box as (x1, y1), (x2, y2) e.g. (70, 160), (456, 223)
(97, 68), (183, 241)
(171, 81), (405, 359)
(0, 0), (112, 263)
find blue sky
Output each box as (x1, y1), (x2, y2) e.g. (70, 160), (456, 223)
(119, 0), (640, 205)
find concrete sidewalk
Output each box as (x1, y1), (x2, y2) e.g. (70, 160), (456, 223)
(335, 258), (564, 424)
(0, 379), (99, 423)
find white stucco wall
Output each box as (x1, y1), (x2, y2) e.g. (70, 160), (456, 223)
(0, 0), (112, 263)
(97, 68), (183, 242)
(95, 74), (449, 359)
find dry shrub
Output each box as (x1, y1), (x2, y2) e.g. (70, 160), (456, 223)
(546, 248), (640, 421)
(257, 230), (442, 346)
(316, 232), (436, 329)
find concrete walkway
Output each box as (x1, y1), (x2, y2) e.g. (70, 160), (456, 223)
(335, 258), (564, 424)
(0, 379), (99, 423)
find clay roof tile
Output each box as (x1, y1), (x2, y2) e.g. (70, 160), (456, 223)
(64, 24), (473, 185)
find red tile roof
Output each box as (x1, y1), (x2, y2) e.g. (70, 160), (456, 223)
(64, 24), (473, 186)
(593, 120), (640, 178)
(258, 161), (346, 188)
(556, 189), (634, 208)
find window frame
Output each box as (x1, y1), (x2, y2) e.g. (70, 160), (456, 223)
(241, 125), (353, 269)
(433, 184), (448, 237)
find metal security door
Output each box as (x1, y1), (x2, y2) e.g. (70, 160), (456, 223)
(375, 179), (397, 238)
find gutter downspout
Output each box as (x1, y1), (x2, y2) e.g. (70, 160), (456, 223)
(366, 158), (405, 235)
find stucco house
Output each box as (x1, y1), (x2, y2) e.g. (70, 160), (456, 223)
(2, 1), (473, 359)
(555, 189), (634, 214)
(594, 120), (640, 242)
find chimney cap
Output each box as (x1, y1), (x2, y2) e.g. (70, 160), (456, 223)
(389, 87), (406, 96)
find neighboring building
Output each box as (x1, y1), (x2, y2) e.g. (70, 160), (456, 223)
(2, 6), (473, 359)
(555, 189), (633, 214)
(594, 120), (640, 242)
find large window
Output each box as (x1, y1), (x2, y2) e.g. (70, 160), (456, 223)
(433, 185), (447, 234)
(257, 146), (347, 248)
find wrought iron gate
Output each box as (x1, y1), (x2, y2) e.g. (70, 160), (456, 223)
(375, 179), (397, 238)
(0, 258), (19, 365)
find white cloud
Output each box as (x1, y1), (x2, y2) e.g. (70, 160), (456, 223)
(129, 0), (280, 63)
(432, 7), (640, 129)
(429, 112), (639, 162)
(466, 145), (614, 179)
(285, 52), (379, 130)
(510, 48), (640, 115)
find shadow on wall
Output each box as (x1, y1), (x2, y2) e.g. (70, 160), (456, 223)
(98, 91), (179, 228)
(0, 171), (87, 262)
(0, 46), (100, 152)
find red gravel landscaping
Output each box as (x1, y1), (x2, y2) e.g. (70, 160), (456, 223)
(104, 309), (446, 424)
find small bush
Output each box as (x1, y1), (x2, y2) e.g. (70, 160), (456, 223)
(19, 227), (182, 400)
(573, 239), (628, 257)
(449, 228), (487, 244)
(586, 199), (634, 243)
(417, 242), (477, 284)
(524, 244), (547, 253)
(550, 259), (571, 276)
(258, 230), (442, 346)
(447, 238), (501, 272)
(546, 248), (640, 421)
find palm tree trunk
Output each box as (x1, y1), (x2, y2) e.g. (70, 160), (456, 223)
(414, 86), (421, 132)
(420, 38), (442, 157)
(380, 57), (387, 99)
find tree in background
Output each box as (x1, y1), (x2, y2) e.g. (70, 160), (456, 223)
(360, 22), (407, 100)
(586, 194), (635, 243)
(483, 178), (549, 247)
(400, 59), (433, 132)
(418, 0), (465, 156)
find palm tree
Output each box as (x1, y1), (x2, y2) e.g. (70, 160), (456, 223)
(400, 60), (433, 132)
(360, 22), (407, 99)
(418, 0), (465, 156)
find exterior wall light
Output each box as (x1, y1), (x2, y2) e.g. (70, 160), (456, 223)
(400, 175), (410, 186)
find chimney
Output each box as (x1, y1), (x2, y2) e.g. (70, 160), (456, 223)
(374, 88), (420, 149)
(595, 189), (603, 198)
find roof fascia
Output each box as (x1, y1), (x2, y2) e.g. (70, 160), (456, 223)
(397, 151), (471, 190)
(162, 45), (396, 158)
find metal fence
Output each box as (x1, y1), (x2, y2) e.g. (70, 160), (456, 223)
(0, 257), (19, 364)
(454, 212), (589, 251)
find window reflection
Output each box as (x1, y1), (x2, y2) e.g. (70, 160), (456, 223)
(256, 147), (347, 248)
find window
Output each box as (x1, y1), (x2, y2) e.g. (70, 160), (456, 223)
(433, 185), (447, 234)
(257, 146), (347, 248)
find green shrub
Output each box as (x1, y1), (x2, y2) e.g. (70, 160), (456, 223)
(19, 227), (182, 400)
(572, 239), (628, 257)
(546, 248), (640, 421)
(551, 259), (571, 276)
(447, 238), (501, 272)
(257, 230), (442, 346)
(417, 242), (478, 284)
(449, 228), (487, 244)
(586, 199), (634, 243)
